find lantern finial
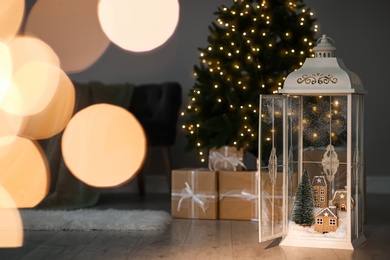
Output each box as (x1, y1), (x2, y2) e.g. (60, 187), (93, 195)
(313, 34), (336, 58)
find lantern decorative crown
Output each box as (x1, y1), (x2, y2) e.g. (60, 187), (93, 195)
(258, 34), (366, 250)
(281, 34), (364, 94)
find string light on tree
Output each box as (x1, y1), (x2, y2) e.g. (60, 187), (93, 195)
(182, 0), (318, 163)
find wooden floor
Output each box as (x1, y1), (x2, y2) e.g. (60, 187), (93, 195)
(1, 191), (389, 260)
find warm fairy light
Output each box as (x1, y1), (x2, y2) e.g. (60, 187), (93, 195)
(184, 0), (318, 159)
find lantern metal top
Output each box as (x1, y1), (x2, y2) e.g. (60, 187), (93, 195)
(279, 34), (366, 94)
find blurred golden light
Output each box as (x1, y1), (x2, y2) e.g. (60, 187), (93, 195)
(7, 36), (60, 73)
(61, 104), (146, 187)
(1, 61), (60, 116)
(18, 70), (75, 140)
(98, 0), (180, 52)
(0, 109), (23, 146)
(0, 41), (12, 102)
(0, 187), (23, 248)
(0, 0), (24, 42)
(0, 136), (49, 208)
(25, 0), (110, 73)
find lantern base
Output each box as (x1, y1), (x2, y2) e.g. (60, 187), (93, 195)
(279, 233), (366, 250)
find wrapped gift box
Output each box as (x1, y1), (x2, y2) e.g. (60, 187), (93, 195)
(171, 168), (218, 219)
(218, 170), (258, 220)
(208, 146), (245, 171)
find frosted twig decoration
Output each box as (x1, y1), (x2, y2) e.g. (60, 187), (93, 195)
(321, 145), (339, 182)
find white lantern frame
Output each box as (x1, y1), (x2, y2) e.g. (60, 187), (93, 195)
(258, 35), (366, 250)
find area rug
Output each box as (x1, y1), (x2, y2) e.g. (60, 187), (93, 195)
(19, 209), (172, 231)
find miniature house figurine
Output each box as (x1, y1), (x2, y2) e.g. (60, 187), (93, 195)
(332, 189), (354, 210)
(312, 175), (328, 208)
(315, 206), (339, 233)
(258, 34), (366, 250)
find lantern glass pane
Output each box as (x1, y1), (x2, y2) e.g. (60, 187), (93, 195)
(351, 94), (365, 240)
(259, 95), (287, 241)
(287, 96), (301, 217)
(287, 95), (349, 240)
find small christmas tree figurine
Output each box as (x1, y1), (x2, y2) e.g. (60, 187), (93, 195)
(182, 0), (318, 163)
(292, 169), (314, 226)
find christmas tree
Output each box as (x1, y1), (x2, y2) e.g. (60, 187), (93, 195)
(292, 169), (314, 226)
(182, 0), (318, 163)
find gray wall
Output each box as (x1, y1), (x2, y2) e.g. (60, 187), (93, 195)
(68, 1), (389, 179)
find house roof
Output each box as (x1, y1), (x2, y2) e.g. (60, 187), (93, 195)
(316, 207), (338, 218)
(312, 176), (327, 187)
(332, 190), (347, 201)
(332, 190), (355, 204)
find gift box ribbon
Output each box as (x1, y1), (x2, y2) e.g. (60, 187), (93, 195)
(219, 189), (257, 201)
(208, 151), (246, 171)
(172, 181), (217, 217)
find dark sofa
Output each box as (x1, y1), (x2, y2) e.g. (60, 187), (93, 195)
(36, 81), (182, 209)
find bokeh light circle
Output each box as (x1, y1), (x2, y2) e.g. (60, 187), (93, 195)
(1, 61), (60, 116)
(0, 0), (24, 43)
(25, 0), (110, 73)
(0, 136), (49, 208)
(0, 41), (12, 102)
(19, 70), (75, 140)
(0, 186), (23, 248)
(98, 0), (180, 52)
(62, 104), (146, 187)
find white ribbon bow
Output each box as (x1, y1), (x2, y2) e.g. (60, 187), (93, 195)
(173, 182), (217, 215)
(209, 151), (246, 171)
